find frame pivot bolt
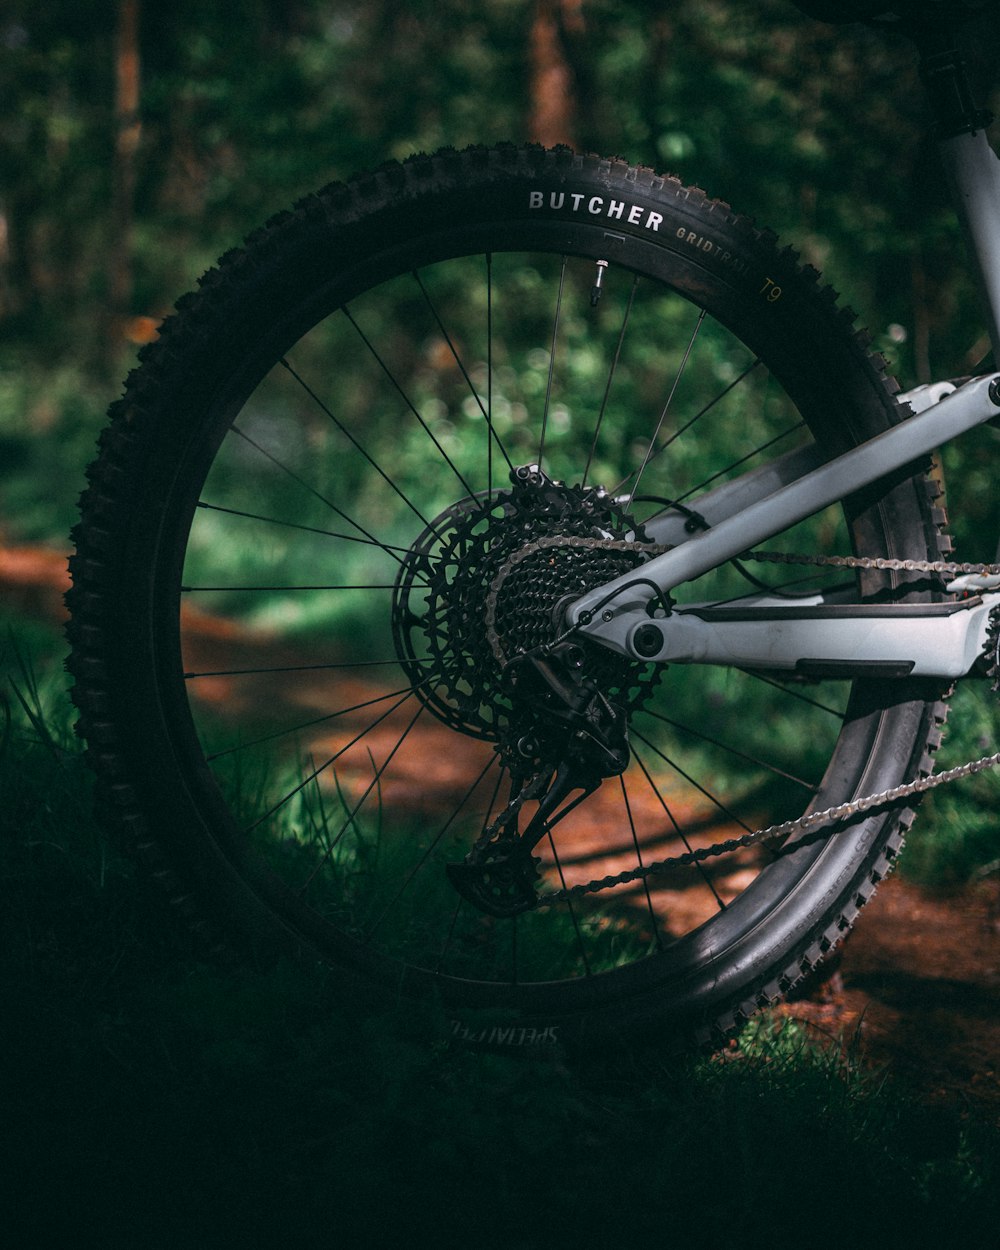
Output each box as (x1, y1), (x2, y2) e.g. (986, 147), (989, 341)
(631, 622), (664, 658)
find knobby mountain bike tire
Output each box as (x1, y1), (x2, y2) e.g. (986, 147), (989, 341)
(67, 145), (951, 1049)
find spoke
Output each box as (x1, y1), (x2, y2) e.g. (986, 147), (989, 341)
(339, 309), (476, 499)
(212, 686), (414, 763)
(643, 357), (763, 473)
(538, 256), (567, 468)
(547, 829), (591, 977)
(620, 774), (663, 949)
(626, 308), (706, 507)
(583, 273), (638, 489)
(633, 749), (726, 910)
(412, 266), (513, 478)
(642, 708), (818, 792)
(186, 658), (423, 680)
(182, 582), (403, 592)
(280, 352), (440, 533)
(296, 702), (426, 892)
(195, 500), (415, 557)
(634, 727), (756, 837)
(228, 423), (405, 567)
(363, 754), (496, 940)
(676, 420), (806, 503)
(744, 669), (846, 717)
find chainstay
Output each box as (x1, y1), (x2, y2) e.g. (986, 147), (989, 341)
(481, 538), (1000, 905)
(536, 749), (1000, 906)
(489, 541), (1000, 666)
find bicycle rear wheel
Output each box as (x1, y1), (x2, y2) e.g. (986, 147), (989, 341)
(68, 146), (950, 1047)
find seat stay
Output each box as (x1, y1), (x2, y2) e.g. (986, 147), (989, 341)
(569, 373), (1000, 641)
(640, 377), (958, 547)
(639, 443), (826, 548)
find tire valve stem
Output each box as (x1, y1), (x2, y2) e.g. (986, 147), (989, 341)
(590, 259), (609, 307)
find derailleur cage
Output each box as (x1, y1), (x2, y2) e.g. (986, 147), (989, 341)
(501, 641), (631, 777)
(447, 643), (631, 917)
(446, 839), (543, 918)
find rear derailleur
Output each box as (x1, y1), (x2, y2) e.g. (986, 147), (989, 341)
(446, 641), (630, 917)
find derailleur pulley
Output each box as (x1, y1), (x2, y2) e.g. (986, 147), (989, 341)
(447, 643), (631, 917)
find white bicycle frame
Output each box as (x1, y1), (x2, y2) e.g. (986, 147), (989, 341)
(569, 125), (1000, 682)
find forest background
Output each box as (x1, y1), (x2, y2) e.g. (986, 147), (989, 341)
(5, 0), (1000, 877)
(2, 2), (1000, 1244)
(4, 0), (1000, 554)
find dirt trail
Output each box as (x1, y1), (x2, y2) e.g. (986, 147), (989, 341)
(782, 874), (1000, 1118)
(5, 542), (999, 1115)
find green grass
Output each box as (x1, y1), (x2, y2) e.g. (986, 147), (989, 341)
(900, 682), (1000, 889)
(0, 358), (110, 546)
(2, 610), (999, 1246)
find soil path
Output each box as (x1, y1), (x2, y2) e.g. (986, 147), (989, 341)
(5, 542), (999, 1116)
(781, 874), (1000, 1119)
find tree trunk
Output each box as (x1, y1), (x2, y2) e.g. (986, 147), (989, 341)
(528, 0), (583, 148)
(109, 0), (141, 349)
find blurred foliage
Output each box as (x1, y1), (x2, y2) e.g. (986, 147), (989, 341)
(3, 2), (1000, 888)
(2, 0), (1000, 378)
(4, 0), (1000, 548)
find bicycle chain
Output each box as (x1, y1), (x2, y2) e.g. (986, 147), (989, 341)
(479, 539), (1000, 907)
(537, 750), (1000, 905)
(742, 549), (1000, 578)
